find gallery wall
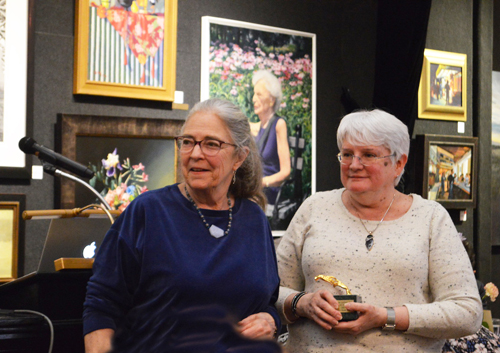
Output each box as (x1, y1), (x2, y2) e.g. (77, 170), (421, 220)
(0, 0), (497, 317)
(0, 0), (377, 274)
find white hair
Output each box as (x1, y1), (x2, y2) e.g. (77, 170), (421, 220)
(336, 109), (410, 185)
(252, 70), (283, 112)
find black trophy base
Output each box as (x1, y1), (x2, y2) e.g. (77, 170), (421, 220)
(335, 295), (362, 321)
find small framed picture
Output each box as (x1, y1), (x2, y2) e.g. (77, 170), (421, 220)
(418, 134), (478, 209)
(0, 194), (26, 282)
(418, 49), (467, 121)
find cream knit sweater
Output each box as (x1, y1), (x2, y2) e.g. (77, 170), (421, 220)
(276, 189), (482, 352)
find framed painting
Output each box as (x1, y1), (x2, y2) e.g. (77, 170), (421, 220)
(56, 114), (184, 210)
(73, 0), (178, 102)
(201, 16), (316, 233)
(492, 71), (500, 245)
(0, 0), (34, 179)
(418, 134), (478, 209)
(418, 49), (467, 121)
(0, 194), (26, 282)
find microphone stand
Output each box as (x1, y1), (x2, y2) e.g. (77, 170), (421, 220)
(42, 163), (112, 211)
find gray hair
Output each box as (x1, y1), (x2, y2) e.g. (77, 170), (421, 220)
(252, 70), (283, 112)
(336, 109), (410, 185)
(182, 98), (266, 209)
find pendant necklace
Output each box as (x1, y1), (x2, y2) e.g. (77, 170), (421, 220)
(350, 193), (396, 251)
(185, 186), (232, 238)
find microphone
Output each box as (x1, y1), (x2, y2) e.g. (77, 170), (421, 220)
(19, 136), (94, 179)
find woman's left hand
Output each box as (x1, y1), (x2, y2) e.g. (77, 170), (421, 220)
(237, 312), (276, 340)
(333, 302), (386, 335)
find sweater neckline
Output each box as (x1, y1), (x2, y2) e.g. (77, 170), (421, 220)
(338, 188), (417, 224)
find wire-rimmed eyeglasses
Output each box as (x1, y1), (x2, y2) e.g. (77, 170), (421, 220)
(175, 136), (237, 156)
(337, 152), (396, 166)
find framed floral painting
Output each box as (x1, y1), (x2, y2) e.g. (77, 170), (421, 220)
(73, 0), (178, 101)
(200, 16), (316, 233)
(56, 114), (183, 210)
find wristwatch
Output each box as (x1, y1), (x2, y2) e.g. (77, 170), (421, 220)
(382, 307), (396, 331)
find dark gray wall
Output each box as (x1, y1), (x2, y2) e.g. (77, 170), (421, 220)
(1, 0), (497, 318)
(0, 0), (377, 274)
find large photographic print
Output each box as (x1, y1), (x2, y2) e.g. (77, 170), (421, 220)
(201, 17), (316, 232)
(421, 134), (477, 209)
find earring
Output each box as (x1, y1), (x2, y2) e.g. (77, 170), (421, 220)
(233, 170), (236, 184)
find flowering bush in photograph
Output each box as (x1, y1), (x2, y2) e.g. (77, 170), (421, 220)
(208, 36), (313, 195)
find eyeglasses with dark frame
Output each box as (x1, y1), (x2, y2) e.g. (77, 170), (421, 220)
(175, 136), (237, 156)
(337, 152), (396, 166)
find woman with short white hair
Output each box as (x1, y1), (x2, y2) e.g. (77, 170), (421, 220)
(251, 70), (291, 206)
(276, 109), (482, 352)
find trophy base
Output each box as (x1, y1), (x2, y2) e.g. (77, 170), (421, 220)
(335, 295), (362, 321)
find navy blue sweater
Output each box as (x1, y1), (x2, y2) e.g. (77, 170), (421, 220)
(83, 184), (281, 352)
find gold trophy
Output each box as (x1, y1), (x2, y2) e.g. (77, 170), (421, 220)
(315, 275), (362, 321)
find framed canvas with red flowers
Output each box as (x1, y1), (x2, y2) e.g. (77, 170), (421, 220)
(56, 114), (183, 210)
(73, 0), (178, 102)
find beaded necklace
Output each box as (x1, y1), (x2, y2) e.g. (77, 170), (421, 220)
(184, 186), (232, 238)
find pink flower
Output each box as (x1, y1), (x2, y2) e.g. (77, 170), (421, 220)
(133, 163), (145, 171)
(484, 282), (499, 302)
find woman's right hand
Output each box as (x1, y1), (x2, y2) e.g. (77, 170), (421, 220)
(295, 290), (343, 330)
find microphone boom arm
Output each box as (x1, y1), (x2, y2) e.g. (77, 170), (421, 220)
(53, 169), (112, 211)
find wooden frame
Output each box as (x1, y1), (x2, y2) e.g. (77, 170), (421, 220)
(418, 134), (478, 209)
(0, 194), (25, 282)
(0, 0), (34, 179)
(56, 114), (184, 209)
(418, 49), (467, 121)
(73, 0), (178, 102)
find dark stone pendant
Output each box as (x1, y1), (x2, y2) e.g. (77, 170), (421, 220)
(365, 234), (374, 251)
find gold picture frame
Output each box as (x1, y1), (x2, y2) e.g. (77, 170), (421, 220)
(73, 0), (178, 101)
(0, 194), (25, 282)
(418, 49), (467, 121)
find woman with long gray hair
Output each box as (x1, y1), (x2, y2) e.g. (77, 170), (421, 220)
(83, 98), (282, 353)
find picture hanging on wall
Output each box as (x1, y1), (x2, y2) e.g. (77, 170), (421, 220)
(491, 70), (500, 245)
(0, 0), (34, 179)
(418, 134), (477, 209)
(56, 114), (183, 211)
(418, 49), (467, 122)
(0, 194), (26, 282)
(73, 0), (178, 102)
(200, 16), (316, 233)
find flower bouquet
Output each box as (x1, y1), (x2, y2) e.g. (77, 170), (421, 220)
(88, 148), (149, 212)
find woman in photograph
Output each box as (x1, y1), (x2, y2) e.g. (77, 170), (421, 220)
(83, 98), (282, 353)
(276, 109), (482, 352)
(251, 70), (291, 206)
